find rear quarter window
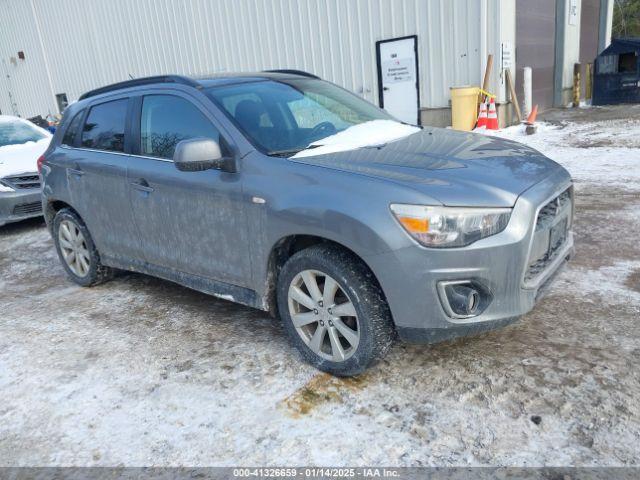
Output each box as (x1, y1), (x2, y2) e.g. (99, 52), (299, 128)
(81, 99), (128, 152)
(61, 110), (84, 147)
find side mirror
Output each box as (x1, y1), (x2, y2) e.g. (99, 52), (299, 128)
(173, 138), (235, 172)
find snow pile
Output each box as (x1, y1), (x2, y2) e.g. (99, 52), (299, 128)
(0, 138), (51, 177)
(292, 120), (421, 158)
(480, 120), (640, 192)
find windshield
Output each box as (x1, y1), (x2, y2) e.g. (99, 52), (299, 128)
(206, 78), (394, 156)
(0, 119), (47, 148)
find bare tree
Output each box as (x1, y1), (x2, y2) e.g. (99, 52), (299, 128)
(613, 0), (640, 38)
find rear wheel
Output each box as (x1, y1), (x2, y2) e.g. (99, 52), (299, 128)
(53, 208), (114, 287)
(277, 244), (395, 376)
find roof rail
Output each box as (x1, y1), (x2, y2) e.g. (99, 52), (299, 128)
(264, 69), (320, 79)
(79, 75), (200, 101)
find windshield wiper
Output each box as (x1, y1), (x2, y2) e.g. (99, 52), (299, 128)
(268, 144), (321, 158)
(268, 149), (304, 158)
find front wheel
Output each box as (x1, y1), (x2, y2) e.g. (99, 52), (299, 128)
(277, 244), (395, 376)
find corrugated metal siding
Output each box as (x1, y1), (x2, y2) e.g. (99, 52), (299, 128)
(0, 0), (57, 116)
(0, 0), (503, 118)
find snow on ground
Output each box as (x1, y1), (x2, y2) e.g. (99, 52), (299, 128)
(1, 106), (639, 467)
(479, 117), (640, 192)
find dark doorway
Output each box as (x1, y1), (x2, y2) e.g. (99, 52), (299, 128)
(516, 0), (557, 111)
(56, 93), (69, 113)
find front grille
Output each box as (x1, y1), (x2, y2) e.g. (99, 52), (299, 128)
(524, 188), (573, 284)
(2, 173), (41, 190)
(526, 249), (566, 281)
(12, 201), (42, 216)
(535, 188), (572, 231)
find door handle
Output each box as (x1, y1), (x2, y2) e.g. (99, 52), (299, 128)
(383, 86), (390, 91)
(68, 168), (84, 177)
(130, 179), (154, 193)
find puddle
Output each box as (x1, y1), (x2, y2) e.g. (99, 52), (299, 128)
(625, 269), (640, 294)
(280, 372), (370, 417)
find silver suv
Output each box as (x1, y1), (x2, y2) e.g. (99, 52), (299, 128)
(41, 72), (574, 376)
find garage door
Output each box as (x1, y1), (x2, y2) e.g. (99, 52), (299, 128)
(516, 0), (557, 111)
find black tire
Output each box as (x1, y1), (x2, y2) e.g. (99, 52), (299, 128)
(52, 208), (114, 287)
(277, 244), (395, 376)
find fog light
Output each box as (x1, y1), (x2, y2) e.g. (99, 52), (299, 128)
(448, 284), (480, 315)
(438, 280), (492, 319)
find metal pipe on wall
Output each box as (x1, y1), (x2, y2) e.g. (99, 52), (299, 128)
(523, 66), (532, 118)
(573, 62), (581, 107)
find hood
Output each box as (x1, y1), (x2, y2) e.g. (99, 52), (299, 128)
(290, 127), (564, 207)
(0, 138), (51, 178)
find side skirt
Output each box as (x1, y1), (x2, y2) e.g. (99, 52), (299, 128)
(102, 255), (264, 310)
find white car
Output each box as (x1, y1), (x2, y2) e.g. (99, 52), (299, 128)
(0, 115), (52, 227)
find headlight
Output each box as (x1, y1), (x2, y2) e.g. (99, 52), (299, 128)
(0, 182), (14, 193)
(390, 204), (512, 248)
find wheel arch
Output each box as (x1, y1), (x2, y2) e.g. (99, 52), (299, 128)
(44, 199), (81, 232)
(262, 234), (390, 320)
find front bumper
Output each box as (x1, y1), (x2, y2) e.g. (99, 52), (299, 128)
(364, 171), (574, 344)
(0, 189), (43, 227)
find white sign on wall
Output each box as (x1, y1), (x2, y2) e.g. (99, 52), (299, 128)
(569, 0), (579, 25)
(381, 57), (416, 84)
(501, 42), (513, 70)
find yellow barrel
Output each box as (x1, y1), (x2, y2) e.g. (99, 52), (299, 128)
(450, 86), (480, 131)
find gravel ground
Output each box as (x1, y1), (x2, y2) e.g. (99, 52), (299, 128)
(1, 106), (639, 467)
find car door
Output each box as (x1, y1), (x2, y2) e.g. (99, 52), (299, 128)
(127, 92), (252, 287)
(66, 96), (140, 262)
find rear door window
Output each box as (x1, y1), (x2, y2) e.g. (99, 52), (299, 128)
(61, 110), (84, 147)
(139, 95), (221, 160)
(81, 99), (128, 152)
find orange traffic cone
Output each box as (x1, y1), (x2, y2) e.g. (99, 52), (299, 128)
(525, 104), (538, 125)
(487, 98), (499, 130)
(475, 100), (488, 129)
(524, 104), (539, 135)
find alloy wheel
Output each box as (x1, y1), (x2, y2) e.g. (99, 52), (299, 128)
(58, 219), (91, 278)
(288, 269), (360, 362)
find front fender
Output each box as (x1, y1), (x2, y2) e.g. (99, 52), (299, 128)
(242, 153), (439, 299)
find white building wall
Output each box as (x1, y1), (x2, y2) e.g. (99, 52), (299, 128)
(496, 0), (516, 104)
(600, 0), (614, 51)
(561, 0), (582, 91)
(0, 0), (57, 117)
(0, 0), (507, 119)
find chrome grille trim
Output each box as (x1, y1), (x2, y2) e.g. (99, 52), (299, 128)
(535, 188), (572, 231)
(523, 185), (574, 289)
(2, 173), (41, 190)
